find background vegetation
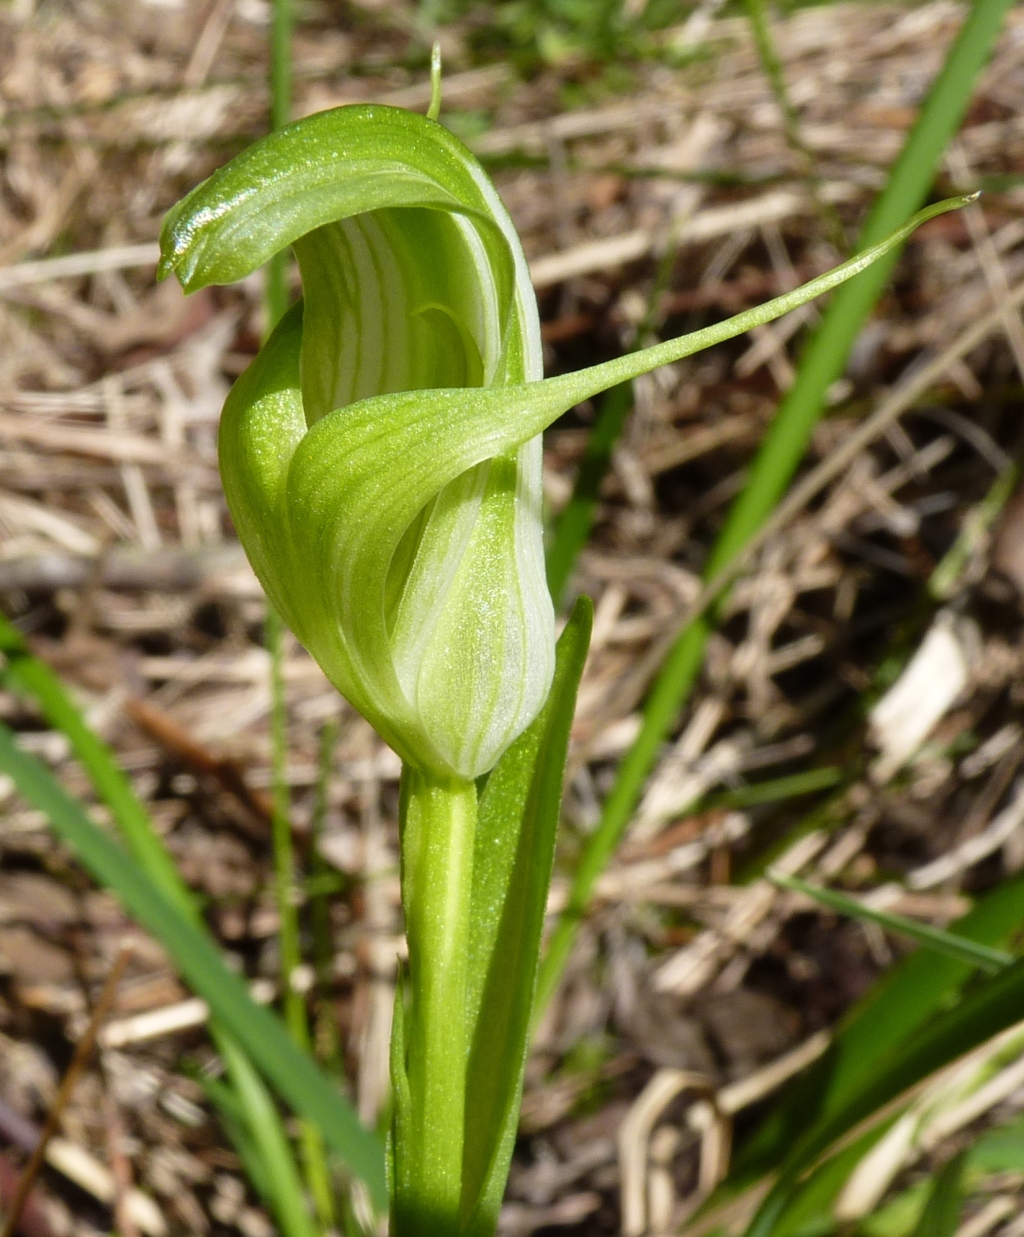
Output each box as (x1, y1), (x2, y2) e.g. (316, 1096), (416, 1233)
(1, 2), (1024, 1235)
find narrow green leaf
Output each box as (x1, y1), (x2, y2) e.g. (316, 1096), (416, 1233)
(269, 0), (291, 135)
(858, 1116), (1024, 1237)
(729, 873), (1024, 1190)
(770, 872), (1013, 974)
(195, 1072), (277, 1204)
(546, 382), (632, 606)
(762, 1077), (1018, 1237)
(714, 766), (846, 809)
(0, 722), (387, 1207)
(0, 613), (339, 1223)
(742, 0), (803, 162)
(861, 1181), (933, 1237)
(743, 956), (1024, 1237)
(216, 1040), (319, 1237)
(461, 597), (593, 1237)
(929, 464), (1019, 601)
(968, 1112), (1024, 1173)
(910, 1153), (966, 1237)
(266, 604), (336, 1230)
(0, 614), (193, 919)
(761, 1119), (904, 1237)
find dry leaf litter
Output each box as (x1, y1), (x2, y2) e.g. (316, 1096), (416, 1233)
(1, 1), (1024, 1234)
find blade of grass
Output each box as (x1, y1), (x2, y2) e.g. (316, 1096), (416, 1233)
(769, 871), (1013, 975)
(929, 463), (1019, 600)
(742, 955), (1024, 1237)
(265, 0), (292, 330)
(742, 0), (803, 161)
(741, 0), (845, 251)
(728, 872), (1024, 1192)
(221, 1038), (320, 1237)
(0, 614), (191, 918)
(910, 1153), (966, 1237)
(838, 1115), (1024, 1237)
(536, 0), (1015, 1017)
(196, 1071), (278, 1206)
(752, 1119), (905, 1237)
(310, 719), (343, 1075)
(267, 607), (336, 1230)
(0, 614), (341, 1226)
(0, 721), (387, 1205)
(263, 9), (333, 1215)
(712, 765), (846, 810)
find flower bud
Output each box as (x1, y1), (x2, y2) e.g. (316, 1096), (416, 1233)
(159, 105), (555, 779)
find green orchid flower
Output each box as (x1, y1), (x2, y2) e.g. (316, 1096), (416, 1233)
(161, 104), (551, 781)
(159, 104), (964, 784)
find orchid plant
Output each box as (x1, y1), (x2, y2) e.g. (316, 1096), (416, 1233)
(158, 83), (968, 1236)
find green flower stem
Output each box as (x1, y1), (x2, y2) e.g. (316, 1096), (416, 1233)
(396, 768), (478, 1236)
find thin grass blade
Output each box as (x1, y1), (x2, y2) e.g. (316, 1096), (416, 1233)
(216, 1041), (319, 1237)
(728, 873), (1024, 1193)
(910, 1153), (966, 1237)
(770, 872), (1013, 974)
(0, 614), (348, 1224)
(743, 956), (1024, 1237)
(0, 614), (192, 918)
(0, 722), (387, 1207)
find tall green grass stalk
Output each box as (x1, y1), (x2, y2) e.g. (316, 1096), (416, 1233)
(267, 607), (336, 1229)
(547, 208), (691, 605)
(535, 0), (1016, 1016)
(310, 720), (344, 1075)
(0, 616), (387, 1207)
(263, 2), (336, 1223)
(265, 0), (292, 330)
(743, 0), (803, 163)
